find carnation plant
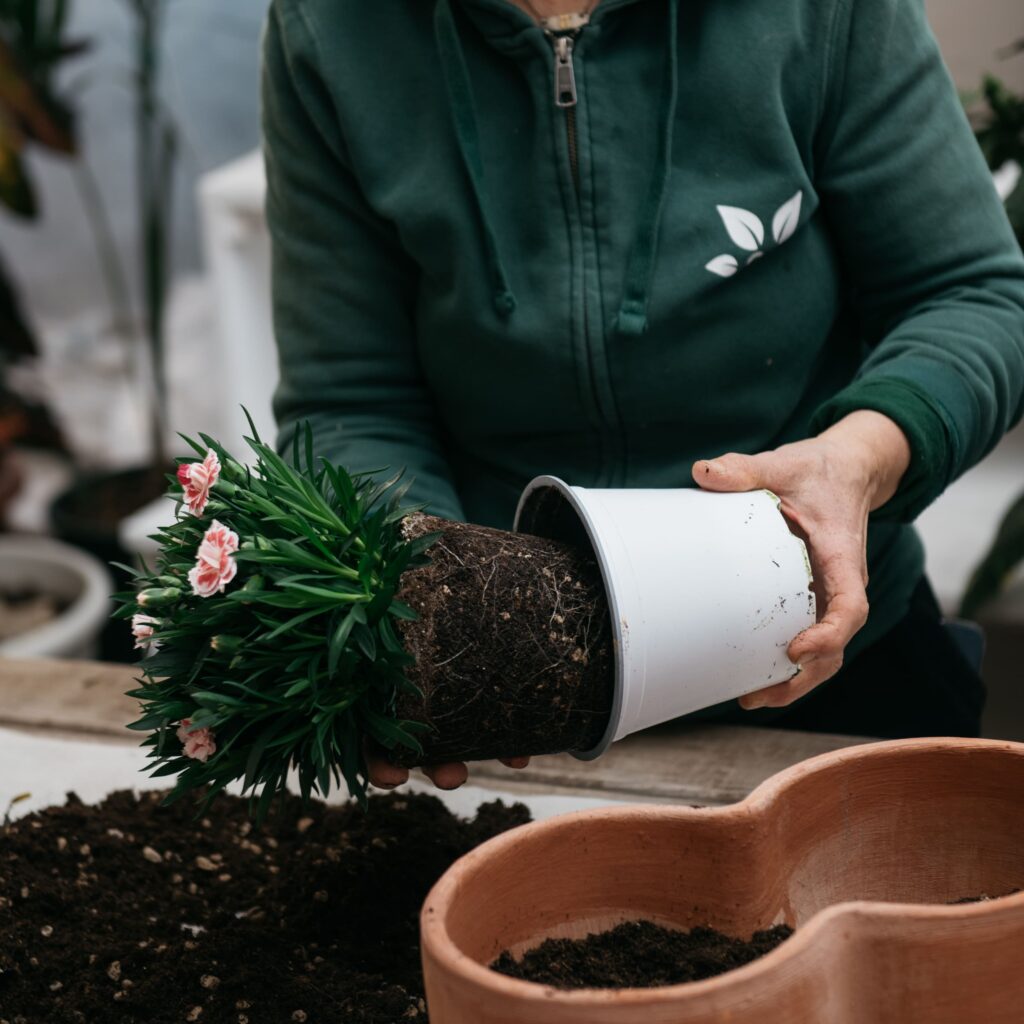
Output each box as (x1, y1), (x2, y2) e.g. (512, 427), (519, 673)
(117, 423), (614, 820)
(117, 424), (443, 817)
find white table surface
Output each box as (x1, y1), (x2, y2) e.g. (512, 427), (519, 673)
(0, 726), (633, 826)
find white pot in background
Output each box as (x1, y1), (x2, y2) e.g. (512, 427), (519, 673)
(515, 478), (816, 759)
(0, 536), (113, 659)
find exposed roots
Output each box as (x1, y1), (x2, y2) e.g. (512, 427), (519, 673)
(392, 514), (614, 764)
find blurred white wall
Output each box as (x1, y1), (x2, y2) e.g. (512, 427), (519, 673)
(927, 0), (1024, 93)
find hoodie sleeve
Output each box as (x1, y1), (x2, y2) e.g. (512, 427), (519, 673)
(261, 1), (465, 522)
(809, 0), (1024, 523)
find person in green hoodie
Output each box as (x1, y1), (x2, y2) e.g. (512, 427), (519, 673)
(262, 0), (1024, 790)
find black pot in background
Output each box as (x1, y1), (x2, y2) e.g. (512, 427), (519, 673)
(50, 465), (169, 663)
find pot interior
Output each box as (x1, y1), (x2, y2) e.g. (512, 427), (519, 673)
(0, 548), (85, 606)
(440, 743), (1024, 966)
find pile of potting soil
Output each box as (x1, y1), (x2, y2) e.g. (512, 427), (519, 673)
(0, 788), (529, 1023)
(492, 919), (794, 989)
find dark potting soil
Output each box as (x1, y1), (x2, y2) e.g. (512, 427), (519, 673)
(491, 919), (795, 989)
(948, 889), (1021, 904)
(393, 514), (614, 765)
(0, 788), (530, 1024)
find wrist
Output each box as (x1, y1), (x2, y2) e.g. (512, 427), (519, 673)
(819, 410), (911, 511)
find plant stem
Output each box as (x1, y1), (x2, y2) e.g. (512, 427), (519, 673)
(73, 160), (134, 333)
(133, 0), (172, 469)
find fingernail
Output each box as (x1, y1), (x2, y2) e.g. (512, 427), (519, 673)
(740, 696), (764, 710)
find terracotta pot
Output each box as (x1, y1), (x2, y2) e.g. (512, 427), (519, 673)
(421, 738), (1024, 1023)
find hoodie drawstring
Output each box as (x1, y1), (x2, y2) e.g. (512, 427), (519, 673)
(434, 0), (518, 319)
(615, 0), (679, 337)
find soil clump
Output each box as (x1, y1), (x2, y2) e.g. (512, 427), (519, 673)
(492, 919), (794, 989)
(395, 514), (614, 765)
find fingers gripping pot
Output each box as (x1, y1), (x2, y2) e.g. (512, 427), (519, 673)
(514, 478), (816, 757)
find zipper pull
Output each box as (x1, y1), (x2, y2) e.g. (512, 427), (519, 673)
(553, 35), (577, 109)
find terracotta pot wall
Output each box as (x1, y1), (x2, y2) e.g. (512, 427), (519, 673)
(764, 743), (1024, 919)
(421, 739), (1024, 1024)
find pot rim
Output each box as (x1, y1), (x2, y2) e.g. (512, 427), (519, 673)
(514, 475), (627, 759)
(420, 737), (1024, 1006)
(514, 478), (815, 760)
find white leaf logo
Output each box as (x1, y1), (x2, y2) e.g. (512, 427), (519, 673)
(716, 206), (764, 251)
(705, 254), (739, 278)
(771, 190), (803, 245)
(746, 252), (764, 266)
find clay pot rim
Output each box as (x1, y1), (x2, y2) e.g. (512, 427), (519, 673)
(420, 737), (1024, 1006)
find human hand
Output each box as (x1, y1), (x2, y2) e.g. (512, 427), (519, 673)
(366, 747), (531, 791)
(693, 410), (911, 709)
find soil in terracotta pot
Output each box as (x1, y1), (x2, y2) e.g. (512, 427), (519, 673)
(948, 889), (1021, 904)
(0, 788), (529, 1023)
(491, 920), (795, 989)
(393, 513), (614, 766)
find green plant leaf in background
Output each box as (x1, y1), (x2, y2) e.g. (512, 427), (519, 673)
(0, 9), (84, 219)
(958, 41), (1024, 618)
(970, 62), (1024, 247)
(0, 2), (88, 369)
(960, 491), (1024, 619)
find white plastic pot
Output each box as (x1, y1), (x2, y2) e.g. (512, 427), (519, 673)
(514, 478), (815, 759)
(0, 536), (113, 659)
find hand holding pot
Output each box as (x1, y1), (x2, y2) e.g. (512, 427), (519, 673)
(694, 410), (911, 709)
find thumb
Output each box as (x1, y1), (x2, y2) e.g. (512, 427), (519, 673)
(692, 452), (768, 493)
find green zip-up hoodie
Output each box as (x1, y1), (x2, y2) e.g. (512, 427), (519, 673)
(262, 0), (1024, 666)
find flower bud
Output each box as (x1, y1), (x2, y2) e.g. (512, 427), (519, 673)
(210, 634), (243, 655)
(137, 587), (182, 609)
(219, 459), (248, 485)
(239, 575), (265, 603)
(213, 479), (238, 498)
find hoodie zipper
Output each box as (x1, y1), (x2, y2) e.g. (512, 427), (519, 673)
(546, 20), (584, 190)
(552, 35), (580, 189)
(542, 17), (623, 484)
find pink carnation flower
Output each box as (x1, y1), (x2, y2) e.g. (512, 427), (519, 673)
(131, 613), (159, 650)
(187, 520), (239, 598)
(176, 719), (217, 762)
(177, 451), (221, 517)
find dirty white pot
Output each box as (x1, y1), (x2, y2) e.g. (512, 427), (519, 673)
(515, 479), (815, 758)
(0, 536), (113, 659)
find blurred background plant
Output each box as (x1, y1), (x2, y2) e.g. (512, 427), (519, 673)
(959, 37), (1024, 619)
(1, 0), (182, 659)
(2, 0), (177, 475)
(969, 36), (1024, 247)
(43, 0), (182, 662)
(1, 0), (264, 662)
(126, 0), (176, 470)
(0, 0), (85, 520)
